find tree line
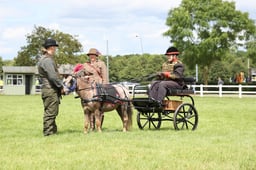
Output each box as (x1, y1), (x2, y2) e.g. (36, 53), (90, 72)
(1, 49), (252, 85)
(102, 52), (255, 85)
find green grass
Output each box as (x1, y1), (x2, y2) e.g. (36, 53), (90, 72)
(0, 95), (255, 170)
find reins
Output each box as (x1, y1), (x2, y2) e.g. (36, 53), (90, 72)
(76, 86), (94, 92)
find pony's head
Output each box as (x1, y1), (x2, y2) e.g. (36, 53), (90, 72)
(73, 64), (94, 80)
(74, 69), (94, 85)
(63, 75), (76, 95)
(72, 69), (96, 101)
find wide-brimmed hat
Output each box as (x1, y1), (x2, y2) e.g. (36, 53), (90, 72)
(165, 46), (179, 55)
(87, 48), (100, 56)
(43, 39), (59, 48)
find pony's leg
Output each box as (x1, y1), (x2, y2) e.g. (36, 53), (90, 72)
(83, 111), (90, 134)
(100, 112), (104, 128)
(89, 113), (103, 131)
(116, 105), (129, 132)
(90, 114), (95, 131)
(94, 110), (102, 132)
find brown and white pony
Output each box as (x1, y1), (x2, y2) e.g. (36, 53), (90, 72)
(67, 64), (133, 134)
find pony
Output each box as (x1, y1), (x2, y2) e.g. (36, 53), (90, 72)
(65, 64), (133, 134)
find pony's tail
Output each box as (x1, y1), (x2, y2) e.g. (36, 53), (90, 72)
(127, 101), (133, 130)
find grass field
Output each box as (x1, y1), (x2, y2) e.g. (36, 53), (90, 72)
(0, 95), (255, 170)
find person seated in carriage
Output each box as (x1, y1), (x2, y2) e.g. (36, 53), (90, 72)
(148, 46), (185, 107)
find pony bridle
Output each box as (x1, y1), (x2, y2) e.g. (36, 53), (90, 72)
(74, 71), (99, 103)
(74, 70), (96, 92)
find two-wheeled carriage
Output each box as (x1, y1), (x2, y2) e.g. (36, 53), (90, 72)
(132, 78), (198, 130)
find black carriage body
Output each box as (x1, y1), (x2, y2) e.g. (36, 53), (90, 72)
(132, 78), (199, 131)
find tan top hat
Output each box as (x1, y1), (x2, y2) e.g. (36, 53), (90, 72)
(87, 48), (101, 56)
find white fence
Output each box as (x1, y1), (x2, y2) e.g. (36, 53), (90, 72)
(191, 84), (256, 98)
(1, 83), (252, 98)
(126, 84), (256, 98)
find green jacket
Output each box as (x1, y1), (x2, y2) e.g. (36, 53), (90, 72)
(38, 54), (63, 90)
(161, 60), (184, 79)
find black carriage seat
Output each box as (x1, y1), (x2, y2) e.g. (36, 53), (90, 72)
(132, 77), (195, 97)
(166, 77), (195, 96)
(167, 88), (194, 96)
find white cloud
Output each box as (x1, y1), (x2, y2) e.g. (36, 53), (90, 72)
(0, 0), (256, 60)
(2, 27), (28, 39)
(47, 23), (61, 31)
(0, 43), (12, 54)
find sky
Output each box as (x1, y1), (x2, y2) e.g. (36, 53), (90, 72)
(0, 0), (256, 60)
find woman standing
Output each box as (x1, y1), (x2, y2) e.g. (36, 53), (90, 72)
(38, 39), (64, 136)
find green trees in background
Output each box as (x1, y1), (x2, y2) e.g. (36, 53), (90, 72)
(104, 52), (254, 84)
(163, 0), (256, 85)
(107, 54), (165, 83)
(246, 35), (256, 63)
(1, 52), (255, 84)
(14, 26), (83, 66)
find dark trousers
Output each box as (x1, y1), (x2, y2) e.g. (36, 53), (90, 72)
(149, 81), (181, 102)
(41, 88), (60, 136)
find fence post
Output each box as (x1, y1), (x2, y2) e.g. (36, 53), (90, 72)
(219, 84), (222, 97)
(200, 84), (203, 97)
(239, 84), (242, 98)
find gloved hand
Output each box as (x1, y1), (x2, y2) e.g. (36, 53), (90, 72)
(156, 72), (165, 80)
(60, 87), (66, 95)
(156, 72), (171, 80)
(162, 72), (171, 79)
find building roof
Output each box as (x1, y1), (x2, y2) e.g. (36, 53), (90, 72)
(2, 65), (75, 75)
(2, 66), (37, 73)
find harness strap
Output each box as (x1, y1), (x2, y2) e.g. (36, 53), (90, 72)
(85, 62), (103, 79)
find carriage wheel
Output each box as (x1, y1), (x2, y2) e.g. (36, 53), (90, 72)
(173, 103), (198, 130)
(137, 112), (162, 130)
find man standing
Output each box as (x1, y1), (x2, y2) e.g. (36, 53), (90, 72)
(149, 46), (185, 106)
(38, 39), (64, 136)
